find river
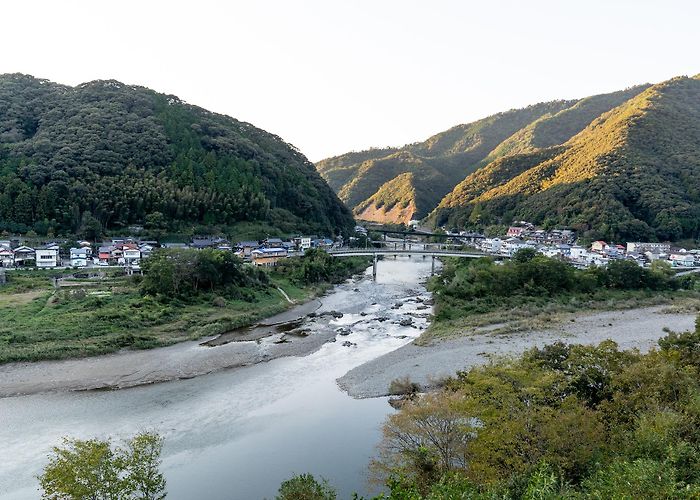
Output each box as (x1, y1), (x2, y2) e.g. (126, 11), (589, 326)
(0, 256), (434, 499)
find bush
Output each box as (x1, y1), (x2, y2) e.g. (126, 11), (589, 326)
(276, 473), (336, 500)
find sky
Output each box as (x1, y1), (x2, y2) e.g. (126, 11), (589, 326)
(1, 0), (698, 161)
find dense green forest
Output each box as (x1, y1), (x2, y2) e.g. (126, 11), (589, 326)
(317, 86), (649, 225)
(0, 74), (354, 237)
(430, 76), (700, 242)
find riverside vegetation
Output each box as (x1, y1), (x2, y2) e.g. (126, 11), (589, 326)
(421, 249), (700, 342)
(0, 248), (369, 363)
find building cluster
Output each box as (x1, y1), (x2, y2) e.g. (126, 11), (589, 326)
(448, 223), (699, 269)
(0, 234), (342, 270)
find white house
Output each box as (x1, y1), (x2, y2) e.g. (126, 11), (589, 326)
(70, 247), (90, 268)
(35, 247), (59, 268)
(627, 242), (672, 254)
(670, 253), (695, 267)
(501, 238), (528, 257)
(0, 245), (13, 267)
(12, 246), (35, 267)
(480, 238), (502, 254)
(123, 247), (141, 267)
(300, 237), (311, 251)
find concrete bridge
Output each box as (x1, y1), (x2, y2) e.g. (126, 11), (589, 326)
(327, 247), (494, 279)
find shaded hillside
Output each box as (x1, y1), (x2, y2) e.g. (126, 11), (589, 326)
(317, 101), (577, 221)
(430, 76), (700, 242)
(0, 74), (354, 237)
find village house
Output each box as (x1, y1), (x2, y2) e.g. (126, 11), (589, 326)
(501, 237), (532, 257)
(312, 238), (334, 249)
(251, 247), (288, 267)
(591, 241), (608, 253)
(506, 226), (528, 238)
(35, 245), (59, 268)
(235, 241), (260, 258)
(0, 245), (13, 267)
(480, 237), (503, 254)
(97, 245), (115, 265)
(12, 246), (35, 267)
(670, 253), (695, 267)
(626, 242), (672, 255)
(138, 243), (155, 259)
(121, 243), (141, 267)
(70, 247), (90, 268)
(191, 237), (231, 250)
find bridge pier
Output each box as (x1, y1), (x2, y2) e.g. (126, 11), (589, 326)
(372, 253), (378, 280)
(431, 255), (435, 276)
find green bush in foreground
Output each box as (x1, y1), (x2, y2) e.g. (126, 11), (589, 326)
(277, 473), (336, 500)
(39, 432), (166, 500)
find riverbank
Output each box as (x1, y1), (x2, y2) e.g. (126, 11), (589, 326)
(0, 252), (371, 364)
(0, 257), (430, 398)
(338, 304), (699, 398)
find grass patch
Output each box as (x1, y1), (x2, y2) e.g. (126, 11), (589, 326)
(0, 269), (325, 364)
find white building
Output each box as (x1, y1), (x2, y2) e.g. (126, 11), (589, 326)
(300, 237), (311, 251)
(482, 238), (503, 254)
(670, 253), (695, 267)
(0, 245), (13, 267)
(501, 238), (529, 257)
(123, 248), (141, 267)
(35, 247), (59, 268)
(69, 247), (90, 267)
(626, 242), (672, 254)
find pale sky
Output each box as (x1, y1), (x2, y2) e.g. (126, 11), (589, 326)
(1, 0), (698, 161)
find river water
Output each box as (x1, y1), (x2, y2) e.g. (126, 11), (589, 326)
(0, 257), (434, 499)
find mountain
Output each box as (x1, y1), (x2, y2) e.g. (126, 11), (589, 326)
(317, 86), (651, 226)
(431, 76), (700, 242)
(317, 101), (579, 223)
(0, 74), (354, 237)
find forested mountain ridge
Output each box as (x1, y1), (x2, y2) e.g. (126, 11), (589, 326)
(0, 73), (354, 237)
(317, 101), (579, 222)
(430, 76), (700, 242)
(317, 85), (651, 225)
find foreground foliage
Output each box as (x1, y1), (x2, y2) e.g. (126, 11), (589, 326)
(276, 473), (337, 500)
(39, 432), (165, 500)
(370, 319), (700, 498)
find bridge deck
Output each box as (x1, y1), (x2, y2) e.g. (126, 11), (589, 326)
(327, 248), (491, 258)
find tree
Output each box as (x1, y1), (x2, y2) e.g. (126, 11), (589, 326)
(39, 432), (166, 500)
(79, 212), (102, 241)
(276, 473), (336, 500)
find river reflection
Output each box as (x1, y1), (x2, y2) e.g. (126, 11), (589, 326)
(0, 257), (434, 499)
